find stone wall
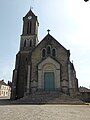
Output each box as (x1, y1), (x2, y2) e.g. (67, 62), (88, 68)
(31, 35), (69, 93)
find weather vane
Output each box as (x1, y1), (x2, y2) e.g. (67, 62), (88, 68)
(30, 6), (33, 10)
(29, 0), (34, 10)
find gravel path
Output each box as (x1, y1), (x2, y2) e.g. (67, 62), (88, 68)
(0, 104), (90, 120)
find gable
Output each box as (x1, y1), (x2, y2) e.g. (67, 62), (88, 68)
(32, 33), (70, 60)
(0, 80), (8, 86)
(38, 57), (60, 70)
(24, 9), (36, 18)
(33, 33), (69, 52)
(23, 9), (37, 21)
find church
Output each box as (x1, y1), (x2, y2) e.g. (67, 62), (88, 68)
(11, 9), (78, 100)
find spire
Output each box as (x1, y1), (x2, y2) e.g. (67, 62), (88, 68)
(24, 8), (36, 18)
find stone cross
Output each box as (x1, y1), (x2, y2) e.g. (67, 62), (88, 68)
(47, 29), (50, 34)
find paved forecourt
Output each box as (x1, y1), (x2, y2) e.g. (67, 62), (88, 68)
(0, 104), (90, 120)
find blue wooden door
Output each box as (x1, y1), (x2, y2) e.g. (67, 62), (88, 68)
(44, 72), (55, 91)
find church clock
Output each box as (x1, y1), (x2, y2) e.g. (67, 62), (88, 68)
(28, 16), (32, 20)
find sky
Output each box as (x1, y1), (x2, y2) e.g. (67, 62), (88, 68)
(0, 0), (90, 88)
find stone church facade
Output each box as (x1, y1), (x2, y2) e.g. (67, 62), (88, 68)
(11, 10), (78, 100)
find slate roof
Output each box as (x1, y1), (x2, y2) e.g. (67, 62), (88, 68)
(0, 80), (8, 86)
(23, 9), (37, 20)
(33, 33), (69, 53)
(79, 87), (90, 92)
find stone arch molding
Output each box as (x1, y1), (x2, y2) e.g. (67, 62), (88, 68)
(38, 57), (61, 91)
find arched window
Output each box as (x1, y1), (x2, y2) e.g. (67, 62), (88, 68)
(30, 22), (32, 34)
(26, 57), (27, 62)
(52, 48), (56, 57)
(42, 49), (46, 58)
(27, 21), (29, 34)
(47, 46), (51, 55)
(24, 40), (26, 47)
(27, 21), (32, 34)
(30, 40), (32, 47)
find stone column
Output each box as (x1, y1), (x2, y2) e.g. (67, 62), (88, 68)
(68, 62), (73, 96)
(38, 69), (43, 91)
(55, 69), (60, 90)
(11, 69), (17, 100)
(26, 65), (30, 95)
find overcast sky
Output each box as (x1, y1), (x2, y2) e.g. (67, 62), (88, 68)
(0, 0), (90, 88)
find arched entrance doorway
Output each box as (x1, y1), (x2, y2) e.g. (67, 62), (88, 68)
(38, 57), (60, 91)
(44, 72), (55, 91)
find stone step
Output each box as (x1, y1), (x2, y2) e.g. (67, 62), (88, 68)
(12, 92), (84, 104)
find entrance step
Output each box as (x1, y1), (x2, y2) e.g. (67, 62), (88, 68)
(12, 91), (85, 104)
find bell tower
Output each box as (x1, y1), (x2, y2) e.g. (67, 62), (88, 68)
(20, 9), (39, 51)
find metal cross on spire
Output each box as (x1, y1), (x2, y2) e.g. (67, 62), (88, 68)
(47, 29), (50, 34)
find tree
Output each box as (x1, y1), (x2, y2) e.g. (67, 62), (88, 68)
(84, 0), (89, 2)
